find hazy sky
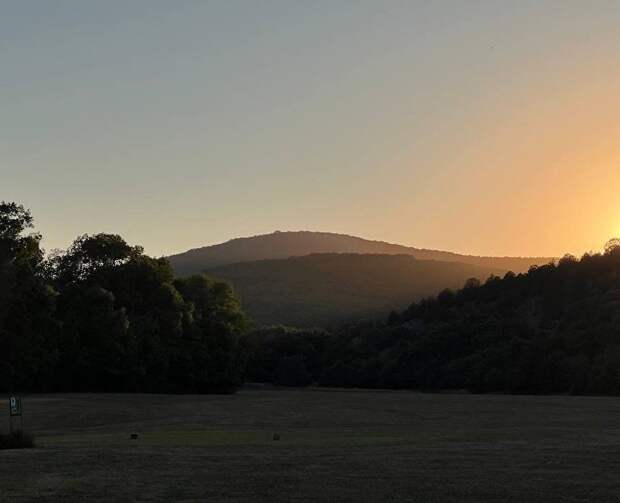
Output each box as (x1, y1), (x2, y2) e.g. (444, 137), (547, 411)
(3, 1), (620, 257)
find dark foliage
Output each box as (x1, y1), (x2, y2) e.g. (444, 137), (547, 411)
(243, 242), (620, 395)
(314, 242), (620, 394)
(242, 326), (330, 386)
(0, 202), (246, 393)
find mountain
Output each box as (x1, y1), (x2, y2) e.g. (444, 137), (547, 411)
(168, 231), (554, 277)
(205, 253), (502, 327)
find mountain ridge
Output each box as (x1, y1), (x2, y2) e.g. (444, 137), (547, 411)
(169, 230), (555, 277)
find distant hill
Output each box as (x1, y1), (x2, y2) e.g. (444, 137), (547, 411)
(205, 253), (502, 327)
(168, 231), (554, 277)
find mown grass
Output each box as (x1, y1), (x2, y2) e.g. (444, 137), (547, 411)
(1, 390), (620, 502)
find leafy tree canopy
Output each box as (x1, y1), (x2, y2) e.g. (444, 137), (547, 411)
(1, 203), (248, 394)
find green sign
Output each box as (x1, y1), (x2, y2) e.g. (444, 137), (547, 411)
(9, 396), (22, 417)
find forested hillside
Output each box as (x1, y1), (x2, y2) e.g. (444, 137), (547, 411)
(247, 243), (620, 395)
(169, 231), (553, 276)
(207, 253), (501, 327)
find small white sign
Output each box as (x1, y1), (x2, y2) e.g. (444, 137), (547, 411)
(9, 396), (22, 417)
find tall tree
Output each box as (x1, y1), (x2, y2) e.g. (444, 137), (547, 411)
(0, 202), (57, 391)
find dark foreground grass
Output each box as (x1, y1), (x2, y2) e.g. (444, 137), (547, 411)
(1, 389), (620, 502)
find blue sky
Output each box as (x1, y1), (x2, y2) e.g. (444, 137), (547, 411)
(3, 1), (620, 256)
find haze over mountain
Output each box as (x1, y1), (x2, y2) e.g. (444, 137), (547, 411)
(169, 231), (555, 277)
(206, 253), (502, 328)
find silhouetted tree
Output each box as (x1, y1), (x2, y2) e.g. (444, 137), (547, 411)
(1, 202), (249, 393)
(0, 202), (57, 392)
(174, 275), (247, 392)
(605, 238), (620, 255)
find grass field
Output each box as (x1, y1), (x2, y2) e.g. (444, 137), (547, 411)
(1, 389), (620, 502)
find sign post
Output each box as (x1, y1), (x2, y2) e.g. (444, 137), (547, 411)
(8, 396), (23, 436)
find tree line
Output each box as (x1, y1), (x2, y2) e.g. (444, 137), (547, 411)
(4, 200), (620, 395)
(0, 202), (246, 393)
(246, 241), (620, 395)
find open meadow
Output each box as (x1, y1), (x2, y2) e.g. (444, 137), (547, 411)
(1, 389), (620, 502)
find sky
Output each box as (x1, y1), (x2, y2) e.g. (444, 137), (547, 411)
(3, 0), (620, 258)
